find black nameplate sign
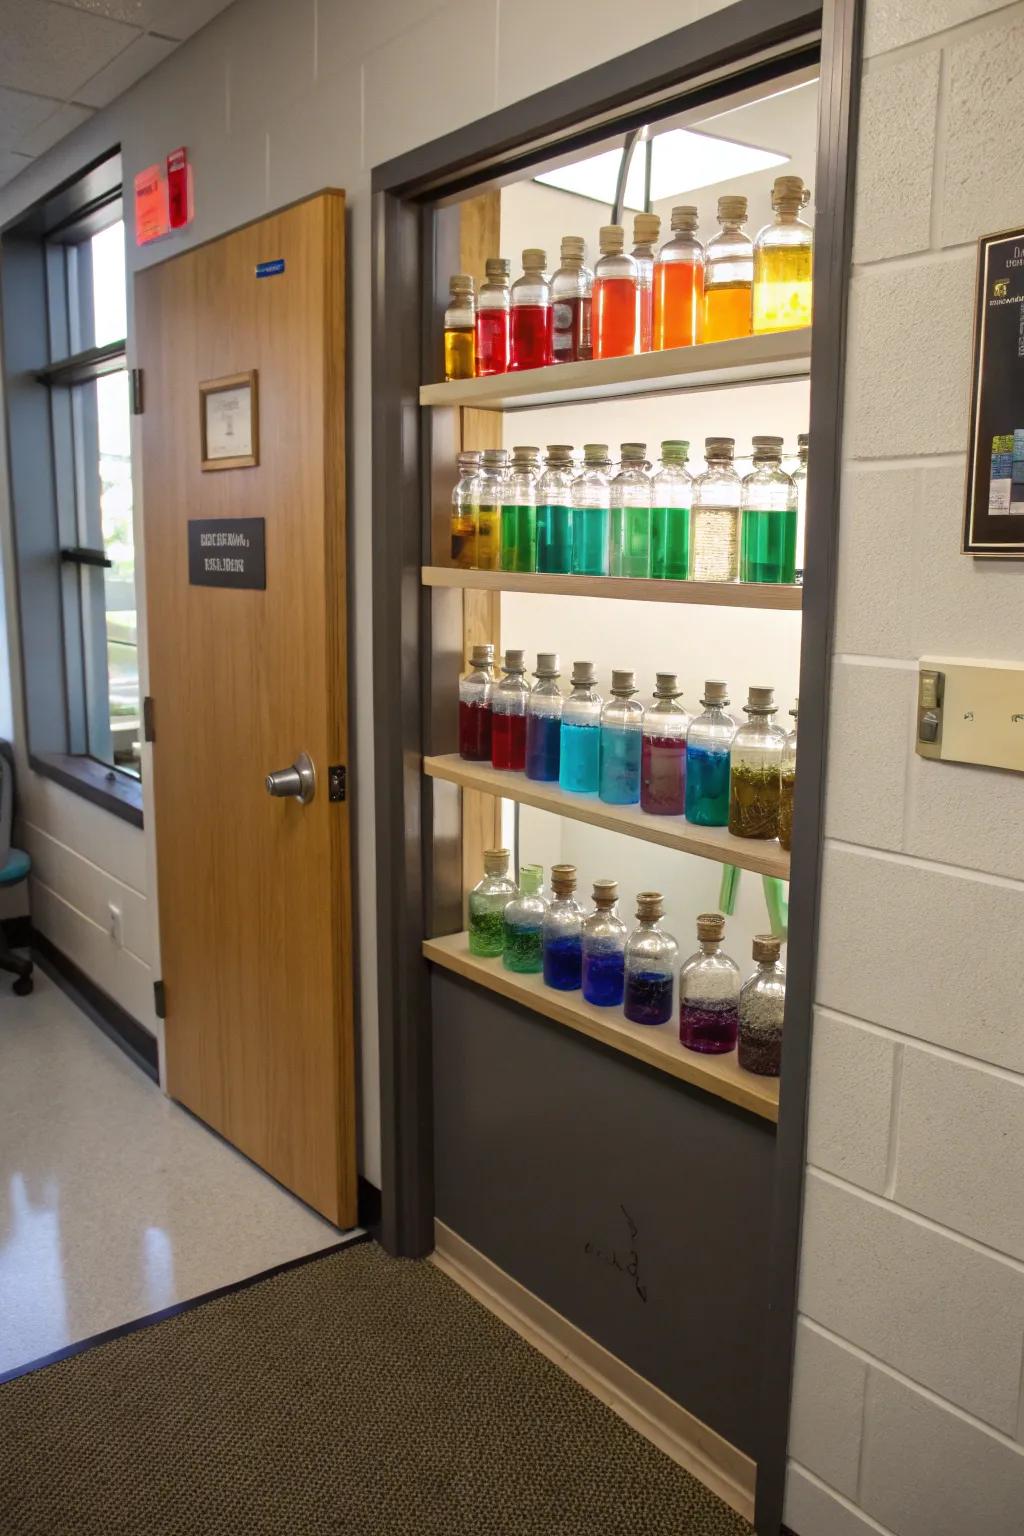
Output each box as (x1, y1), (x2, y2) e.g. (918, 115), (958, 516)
(188, 517), (266, 589)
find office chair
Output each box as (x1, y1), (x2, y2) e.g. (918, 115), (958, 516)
(0, 744), (33, 995)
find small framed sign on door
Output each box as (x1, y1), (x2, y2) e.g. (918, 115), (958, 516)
(199, 369), (258, 470)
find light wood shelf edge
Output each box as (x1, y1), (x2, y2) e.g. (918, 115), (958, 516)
(424, 933), (778, 1121)
(422, 566), (802, 610)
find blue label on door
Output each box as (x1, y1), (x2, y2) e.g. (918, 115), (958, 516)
(255, 258), (285, 278)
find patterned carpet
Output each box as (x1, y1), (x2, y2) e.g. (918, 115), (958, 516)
(0, 1240), (752, 1535)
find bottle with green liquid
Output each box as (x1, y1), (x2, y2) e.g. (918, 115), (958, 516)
(571, 443), (612, 576)
(536, 445), (575, 573)
(468, 848), (516, 957)
(740, 435), (797, 584)
(500, 445), (540, 572)
(502, 864), (547, 973)
(650, 440), (692, 580)
(609, 443), (652, 579)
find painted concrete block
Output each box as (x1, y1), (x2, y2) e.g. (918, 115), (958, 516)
(864, 0), (1018, 57)
(789, 1319), (867, 1499)
(807, 1012), (897, 1195)
(942, 19), (1024, 246)
(833, 464), (917, 660)
(853, 51), (938, 264)
(824, 661), (914, 852)
(785, 1465), (891, 1536)
(904, 752), (1024, 882)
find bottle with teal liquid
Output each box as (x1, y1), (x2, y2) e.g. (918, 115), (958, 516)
(685, 679), (736, 826)
(599, 669), (643, 805)
(559, 660), (603, 794)
(500, 445), (540, 572)
(571, 444), (612, 576)
(536, 445), (575, 574)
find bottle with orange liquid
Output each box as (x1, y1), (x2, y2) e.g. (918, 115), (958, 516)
(702, 196), (753, 344)
(653, 205), (704, 350)
(592, 225), (638, 359)
(630, 212), (660, 354)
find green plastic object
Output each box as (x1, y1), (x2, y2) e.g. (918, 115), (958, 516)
(718, 863), (740, 915)
(762, 875), (789, 939)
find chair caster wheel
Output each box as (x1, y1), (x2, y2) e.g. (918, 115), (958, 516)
(13, 975), (33, 996)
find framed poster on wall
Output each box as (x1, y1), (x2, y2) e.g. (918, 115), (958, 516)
(963, 228), (1024, 557)
(199, 370), (258, 470)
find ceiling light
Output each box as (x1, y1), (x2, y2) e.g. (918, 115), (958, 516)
(535, 128), (789, 210)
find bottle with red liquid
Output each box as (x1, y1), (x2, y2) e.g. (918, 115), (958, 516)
(550, 236), (593, 363)
(593, 225), (638, 359)
(458, 642), (495, 761)
(476, 257), (511, 376)
(653, 205), (704, 350)
(509, 249), (553, 371)
(491, 648), (529, 771)
(631, 212), (660, 354)
(641, 673), (691, 816)
(679, 912), (740, 1054)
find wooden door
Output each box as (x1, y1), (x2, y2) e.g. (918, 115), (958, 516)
(136, 191), (355, 1226)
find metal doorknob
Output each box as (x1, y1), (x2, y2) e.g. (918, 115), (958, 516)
(265, 751), (316, 804)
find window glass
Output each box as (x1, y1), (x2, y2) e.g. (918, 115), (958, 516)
(96, 370), (138, 774)
(91, 220), (127, 347)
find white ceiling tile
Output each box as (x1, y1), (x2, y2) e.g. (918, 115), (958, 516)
(0, 86), (60, 151)
(74, 31), (178, 108)
(0, 149), (34, 189)
(0, 0), (139, 99)
(48, 0), (167, 22)
(150, 0), (236, 42)
(16, 100), (94, 156)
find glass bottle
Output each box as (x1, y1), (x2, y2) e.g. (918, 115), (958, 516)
(550, 236), (593, 363)
(449, 449), (481, 569)
(740, 435), (797, 584)
(582, 879), (626, 1007)
(571, 443), (612, 576)
(509, 248), (553, 371)
(650, 440), (692, 581)
(792, 432), (808, 584)
(702, 196), (753, 343)
(624, 891), (678, 1026)
(679, 912), (740, 1053)
(444, 273), (476, 380)
(685, 680), (736, 827)
(491, 648), (529, 772)
(690, 437), (740, 582)
(500, 445), (540, 573)
(542, 863), (585, 990)
(525, 652), (563, 782)
(599, 669), (643, 805)
(468, 847), (515, 957)
(475, 448), (508, 572)
(641, 673), (690, 816)
(653, 204), (704, 350)
(458, 641), (495, 761)
(536, 444), (575, 574)
(631, 212), (660, 354)
(592, 225), (638, 359)
(778, 699), (797, 851)
(609, 443), (652, 579)
(729, 685), (785, 840)
(738, 933), (785, 1076)
(753, 175), (813, 335)
(476, 256), (511, 377)
(559, 660), (602, 795)
(502, 863), (547, 973)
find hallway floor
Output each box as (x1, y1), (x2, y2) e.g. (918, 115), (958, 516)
(0, 966), (341, 1377)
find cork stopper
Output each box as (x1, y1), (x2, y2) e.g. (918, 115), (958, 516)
(670, 204), (698, 232)
(745, 685), (776, 713)
(583, 442), (610, 464)
(533, 652), (559, 678)
(620, 442), (647, 463)
(599, 224), (625, 254)
(717, 195), (747, 223)
(449, 273), (474, 295)
(636, 891), (664, 921)
(502, 648), (525, 672)
(457, 450), (481, 471)
(661, 439), (689, 462)
(611, 670), (637, 696)
(697, 911), (725, 942)
(654, 672), (682, 699)
(702, 679), (729, 706)
(550, 863), (577, 896)
(570, 660), (597, 687)
(519, 863), (544, 895)
(545, 444), (574, 465)
(705, 436), (735, 459)
(790, 697), (799, 718)
(752, 434), (784, 461)
(481, 447), (508, 467)
(483, 848), (510, 875)
(560, 235), (586, 264)
(484, 257), (511, 282)
(469, 642), (495, 668)
(511, 444), (541, 465)
(592, 879), (619, 909)
(522, 247), (546, 270)
(772, 174), (807, 211)
(633, 212), (661, 245)
(798, 432), (809, 448)
(752, 932), (782, 963)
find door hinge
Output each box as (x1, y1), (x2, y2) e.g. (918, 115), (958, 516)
(143, 695), (155, 743)
(154, 979), (166, 1019)
(328, 764), (347, 802)
(130, 368), (144, 414)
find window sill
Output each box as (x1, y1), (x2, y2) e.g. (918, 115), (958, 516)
(30, 753), (143, 828)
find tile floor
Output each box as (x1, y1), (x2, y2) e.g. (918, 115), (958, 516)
(0, 965), (341, 1375)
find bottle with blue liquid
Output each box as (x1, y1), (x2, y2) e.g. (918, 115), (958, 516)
(559, 660), (602, 794)
(525, 653), (563, 781)
(599, 670), (643, 805)
(624, 892), (679, 1026)
(582, 879), (626, 1007)
(685, 679), (736, 827)
(542, 863), (585, 990)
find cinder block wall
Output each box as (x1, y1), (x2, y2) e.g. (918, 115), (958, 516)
(786, 4), (1024, 1532)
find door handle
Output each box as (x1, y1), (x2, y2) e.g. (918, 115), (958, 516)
(265, 751), (316, 805)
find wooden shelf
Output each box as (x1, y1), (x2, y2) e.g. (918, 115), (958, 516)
(422, 566), (802, 610)
(419, 329), (811, 411)
(423, 754), (790, 879)
(424, 932), (779, 1122)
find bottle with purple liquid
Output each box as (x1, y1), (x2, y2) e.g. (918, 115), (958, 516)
(641, 673), (691, 816)
(542, 864), (585, 990)
(525, 653), (563, 781)
(582, 879), (626, 1007)
(679, 911), (740, 1054)
(623, 892), (678, 1026)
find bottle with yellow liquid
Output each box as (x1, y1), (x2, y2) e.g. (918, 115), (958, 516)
(444, 274), (476, 380)
(702, 196), (753, 343)
(753, 176), (813, 334)
(475, 448), (508, 571)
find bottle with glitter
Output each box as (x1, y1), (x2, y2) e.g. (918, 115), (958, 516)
(542, 863), (585, 990)
(624, 892), (678, 1026)
(685, 680), (736, 826)
(491, 649), (529, 772)
(690, 437), (740, 583)
(536, 444), (575, 574)
(582, 879), (627, 1007)
(778, 700), (798, 851)
(738, 934), (785, 1076)
(550, 236), (593, 363)
(571, 443), (612, 576)
(458, 642), (495, 761)
(650, 440), (692, 581)
(729, 685), (785, 840)
(509, 248), (553, 371)
(444, 273), (476, 380)
(592, 225), (638, 359)
(468, 848), (516, 957)
(500, 445), (540, 573)
(450, 450), (481, 569)
(653, 205), (704, 350)
(502, 863), (547, 973)
(609, 443), (652, 579)
(641, 673), (690, 816)
(476, 257), (511, 376)
(631, 212), (661, 353)
(559, 660), (603, 794)
(679, 912), (740, 1053)
(526, 653), (563, 782)
(475, 448), (509, 572)
(599, 670), (643, 805)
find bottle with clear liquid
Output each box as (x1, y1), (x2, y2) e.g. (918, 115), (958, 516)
(650, 440), (692, 580)
(685, 680), (736, 827)
(500, 445), (540, 573)
(599, 669), (643, 805)
(491, 648), (529, 772)
(679, 912), (740, 1053)
(609, 443), (652, 578)
(444, 274), (476, 380)
(641, 673), (690, 816)
(571, 444), (612, 576)
(475, 448), (508, 571)
(449, 450), (481, 569)
(738, 934), (785, 1076)
(582, 879), (626, 1007)
(729, 685), (785, 840)
(543, 863), (585, 990)
(559, 660), (602, 794)
(690, 437), (740, 582)
(624, 891), (678, 1026)
(592, 225), (638, 359)
(778, 699), (797, 851)
(468, 847), (516, 957)
(631, 212), (660, 354)
(502, 863), (547, 973)
(536, 444), (575, 573)
(740, 435), (797, 584)
(792, 433), (808, 584)
(458, 641), (495, 761)
(526, 653), (562, 782)
(476, 257), (511, 376)
(550, 236), (593, 363)
(653, 205), (704, 349)
(753, 175), (812, 335)
(509, 249), (553, 371)
(702, 197), (753, 343)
